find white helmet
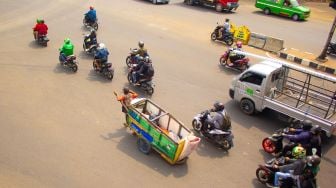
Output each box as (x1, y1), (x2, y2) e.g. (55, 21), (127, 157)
(98, 43), (105, 49)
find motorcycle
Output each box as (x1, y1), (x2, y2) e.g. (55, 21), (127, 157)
(83, 34), (98, 55)
(210, 23), (234, 46)
(327, 42), (336, 56)
(92, 60), (114, 80)
(127, 67), (154, 95)
(83, 17), (98, 31)
(192, 110), (233, 151)
(126, 48), (140, 68)
(59, 54), (78, 72)
(36, 34), (49, 47)
(219, 48), (249, 72)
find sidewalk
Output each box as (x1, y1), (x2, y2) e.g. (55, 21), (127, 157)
(277, 48), (336, 75)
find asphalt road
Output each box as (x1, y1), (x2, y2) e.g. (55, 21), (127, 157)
(0, 0), (335, 188)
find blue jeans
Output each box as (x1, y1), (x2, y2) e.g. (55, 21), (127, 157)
(59, 53), (67, 63)
(132, 72), (139, 83)
(274, 172), (292, 187)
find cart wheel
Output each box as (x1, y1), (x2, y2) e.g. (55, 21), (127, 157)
(137, 137), (151, 154)
(262, 138), (276, 153)
(175, 157), (188, 164)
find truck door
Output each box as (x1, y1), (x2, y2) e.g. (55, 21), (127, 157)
(236, 71), (266, 111)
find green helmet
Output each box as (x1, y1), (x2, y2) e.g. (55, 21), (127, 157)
(64, 38), (71, 44)
(36, 19), (41, 23)
(292, 146), (306, 159)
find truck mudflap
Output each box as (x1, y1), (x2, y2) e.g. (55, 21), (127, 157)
(264, 97), (336, 136)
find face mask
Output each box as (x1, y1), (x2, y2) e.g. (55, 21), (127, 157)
(307, 163), (312, 167)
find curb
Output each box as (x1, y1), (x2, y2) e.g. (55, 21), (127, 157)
(277, 52), (336, 75)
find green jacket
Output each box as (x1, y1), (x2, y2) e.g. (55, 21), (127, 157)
(60, 43), (74, 56)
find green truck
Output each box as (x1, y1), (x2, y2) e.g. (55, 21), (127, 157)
(255, 0), (310, 21)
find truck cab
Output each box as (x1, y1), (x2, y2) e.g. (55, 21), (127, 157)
(255, 0), (310, 21)
(184, 0), (239, 12)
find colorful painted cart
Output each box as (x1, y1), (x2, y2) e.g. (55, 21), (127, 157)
(124, 98), (201, 164)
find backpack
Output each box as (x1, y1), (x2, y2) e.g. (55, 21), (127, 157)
(147, 64), (154, 77)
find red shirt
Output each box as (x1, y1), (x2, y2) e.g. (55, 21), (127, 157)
(33, 23), (48, 35)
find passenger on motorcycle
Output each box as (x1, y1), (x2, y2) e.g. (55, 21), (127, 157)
(220, 18), (231, 39)
(33, 19), (48, 40)
(135, 41), (149, 58)
(132, 56), (153, 85)
(84, 6), (97, 24)
(300, 155), (321, 187)
(205, 102), (231, 132)
(59, 38), (74, 63)
(85, 29), (97, 51)
(308, 125), (322, 157)
(229, 41), (245, 66)
(269, 146), (307, 188)
(94, 43), (109, 71)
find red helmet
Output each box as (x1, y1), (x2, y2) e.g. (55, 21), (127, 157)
(236, 41), (242, 48)
(89, 6), (94, 10)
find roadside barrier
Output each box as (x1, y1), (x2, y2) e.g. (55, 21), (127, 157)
(263, 36), (284, 52)
(248, 32), (267, 49)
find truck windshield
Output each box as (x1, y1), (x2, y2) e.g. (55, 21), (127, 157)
(290, 0), (300, 7)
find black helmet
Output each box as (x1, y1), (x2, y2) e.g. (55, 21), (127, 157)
(213, 102), (225, 111)
(123, 87), (129, 94)
(302, 120), (313, 131)
(225, 18), (230, 22)
(138, 41), (144, 48)
(311, 125), (322, 135)
(307, 155), (321, 167)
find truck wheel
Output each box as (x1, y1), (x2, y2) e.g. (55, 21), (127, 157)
(240, 98), (255, 115)
(186, 0), (194, 5)
(264, 8), (270, 15)
(292, 14), (299, 21)
(215, 3), (223, 12)
(137, 137), (151, 154)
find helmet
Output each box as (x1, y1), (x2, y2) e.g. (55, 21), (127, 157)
(302, 120), (313, 131)
(123, 87), (129, 94)
(36, 19), (41, 23)
(98, 43), (105, 49)
(311, 125), (322, 135)
(236, 41), (242, 48)
(40, 19), (45, 24)
(90, 6), (94, 10)
(225, 18), (230, 22)
(64, 38), (71, 44)
(138, 41), (144, 48)
(144, 56), (151, 63)
(292, 146), (306, 159)
(213, 102), (225, 112)
(307, 155), (321, 167)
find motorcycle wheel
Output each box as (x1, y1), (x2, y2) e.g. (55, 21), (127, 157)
(192, 119), (202, 132)
(83, 43), (86, 52)
(146, 85), (154, 95)
(262, 138), (276, 153)
(256, 168), (270, 184)
(93, 23), (98, 31)
(127, 72), (133, 83)
(126, 56), (132, 68)
(93, 62), (98, 71)
(327, 47), (331, 55)
(219, 56), (227, 66)
(72, 64), (78, 73)
(210, 32), (217, 41)
(219, 139), (231, 151)
(225, 37), (234, 46)
(106, 71), (113, 80)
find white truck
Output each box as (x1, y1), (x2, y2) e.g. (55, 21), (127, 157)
(229, 61), (336, 136)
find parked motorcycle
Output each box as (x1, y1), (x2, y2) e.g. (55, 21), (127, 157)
(59, 54), (78, 72)
(192, 110), (233, 151)
(210, 23), (234, 46)
(83, 17), (98, 31)
(127, 67), (154, 95)
(36, 34), (49, 47)
(83, 34), (97, 55)
(92, 60), (114, 80)
(327, 42), (336, 56)
(219, 48), (249, 72)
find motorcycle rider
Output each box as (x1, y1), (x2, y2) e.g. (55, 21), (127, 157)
(300, 155), (321, 187)
(219, 18), (231, 39)
(84, 29), (97, 51)
(229, 41), (245, 67)
(308, 125), (322, 157)
(269, 146), (307, 188)
(135, 41), (149, 58)
(59, 38), (74, 63)
(33, 19), (48, 40)
(94, 43), (109, 71)
(84, 6), (97, 24)
(205, 102), (231, 132)
(132, 56), (153, 85)
(283, 120), (313, 147)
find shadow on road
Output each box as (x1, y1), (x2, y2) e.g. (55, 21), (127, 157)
(101, 127), (189, 177)
(252, 178), (265, 188)
(172, 1), (236, 15)
(251, 11), (308, 23)
(217, 64), (241, 75)
(132, 0), (169, 5)
(79, 51), (94, 61)
(28, 40), (46, 49)
(194, 135), (230, 158)
(53, 63), (77, 74)
(86, 69), (113, 83)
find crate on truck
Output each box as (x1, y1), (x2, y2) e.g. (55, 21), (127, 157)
(229, 61), (336, 136)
